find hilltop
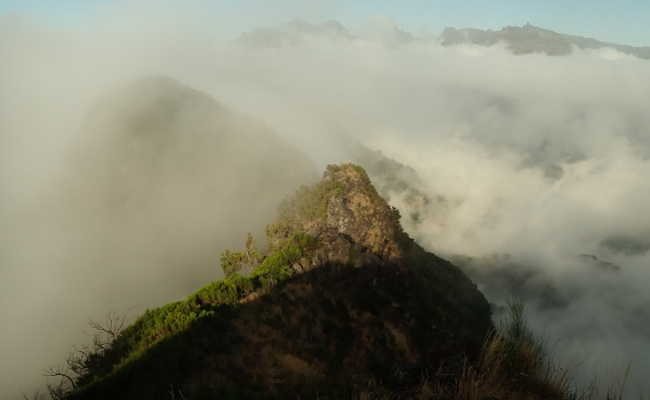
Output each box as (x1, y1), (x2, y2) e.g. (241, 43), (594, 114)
(50, 164), (491, 399)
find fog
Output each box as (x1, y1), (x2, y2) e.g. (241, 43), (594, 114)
(2, 3), (650, 398)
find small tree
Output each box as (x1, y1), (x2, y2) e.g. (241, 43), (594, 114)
(220, 249), (245, 277)
(220, 233), (261, 277)
(42, 312), (128, 399)
(244, 233), (261, 266)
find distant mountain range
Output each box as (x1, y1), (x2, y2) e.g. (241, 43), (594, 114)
(440, 23), (650, 59)
(238, 20), (650, 60)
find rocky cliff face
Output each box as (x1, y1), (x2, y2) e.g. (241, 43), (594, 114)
(267, 164), (407, 266)
(64, 164), (491, 400)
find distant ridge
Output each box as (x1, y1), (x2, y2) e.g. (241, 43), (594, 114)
(441, 23), (650, 59)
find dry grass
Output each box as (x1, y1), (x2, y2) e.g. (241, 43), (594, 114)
(411, 301), (635, 400)
(451, 333), (569, 400)
(315, 301), (641, 400)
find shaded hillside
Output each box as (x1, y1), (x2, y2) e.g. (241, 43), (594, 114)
(441, 23), (650, 59)
(56, 76), (318, 300)
(56, 164), (492, 399)
(70, 76), (317, 221)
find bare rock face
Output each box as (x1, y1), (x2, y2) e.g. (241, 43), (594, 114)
(323, 164), (406, 261)
(267, 164), (410, 270)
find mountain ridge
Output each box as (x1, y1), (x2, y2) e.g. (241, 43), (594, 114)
(441, 23), (650, 59)
(56, 163), (492, 399)
(237, 19), (650, 59)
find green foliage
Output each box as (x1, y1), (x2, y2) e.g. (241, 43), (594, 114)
(267, 178), (344, 239)
(220, 233), (262, 277)
(113, 301), (214, 358)
(68, 233), (317, 395)
(349, 163), (367, 176)
(287, 179), (344, 220)
(193, 273), (255, 305)
(220, 249), (245, 277)
(252, 232), (317, 289)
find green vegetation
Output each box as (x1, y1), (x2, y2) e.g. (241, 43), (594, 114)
(39, 163), (642, 400)
(219, 233), (261, 277)
(266, 177), (343, 239)
(266, 163), (385, 241)
(59, 232), (318, 397)
(61, 298), (634, 400)
(251, 232), (317, 289)
(219, 250), (247, 277)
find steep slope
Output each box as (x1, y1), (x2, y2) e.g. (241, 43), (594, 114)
(441, 23), (650, 59)
(62, 164), (491, 399)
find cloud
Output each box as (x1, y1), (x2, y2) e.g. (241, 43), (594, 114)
(2, 6), (650, 398)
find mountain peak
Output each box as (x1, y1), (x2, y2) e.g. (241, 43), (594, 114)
(56, 164), (492, 400)
(441, 24), (650, 59)
(267, 163), (409, 267)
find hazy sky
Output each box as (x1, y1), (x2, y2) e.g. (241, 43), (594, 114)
(2, 0), (650, 46)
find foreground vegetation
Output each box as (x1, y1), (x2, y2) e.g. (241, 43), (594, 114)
(39, 287), (635, 399)
(38, 232), (318, 399)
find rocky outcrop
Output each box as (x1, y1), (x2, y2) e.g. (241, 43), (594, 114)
(267, 164), (407, 266)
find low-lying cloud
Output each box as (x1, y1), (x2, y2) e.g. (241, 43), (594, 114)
(2, 4), (650, 398)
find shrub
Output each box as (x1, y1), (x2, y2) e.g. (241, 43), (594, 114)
(220, 249), (245, 277)
(266, 178), (344, 240)
(220, 233), (262, 277)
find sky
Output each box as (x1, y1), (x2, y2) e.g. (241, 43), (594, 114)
(1, 0), (650, 46)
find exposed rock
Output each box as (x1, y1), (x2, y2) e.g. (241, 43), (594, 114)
(267, 164), (407, 265)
